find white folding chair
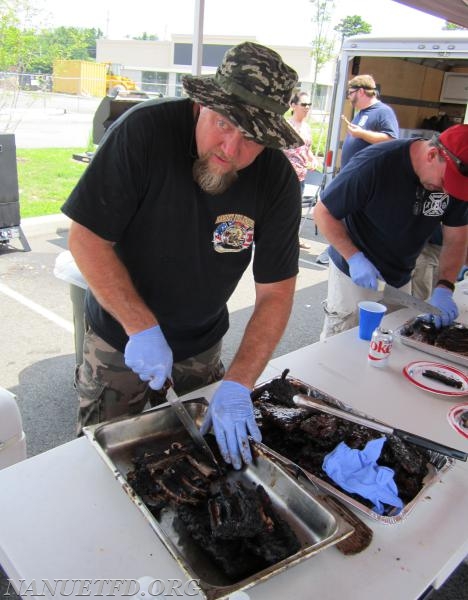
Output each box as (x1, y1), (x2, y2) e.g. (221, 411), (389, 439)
(299, 170), (324, 235)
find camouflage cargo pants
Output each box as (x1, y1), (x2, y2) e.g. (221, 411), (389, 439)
(75, 323), (225, 434)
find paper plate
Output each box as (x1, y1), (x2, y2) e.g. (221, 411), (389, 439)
(447, 403), (468, 439)
(402, 361), (468, 396)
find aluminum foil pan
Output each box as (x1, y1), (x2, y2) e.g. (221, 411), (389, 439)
(83, 399), (354, 600)
(394, 318), (468, 368)
(252, 375), (453, 525)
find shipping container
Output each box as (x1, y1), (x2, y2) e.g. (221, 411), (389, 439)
(52, 60), (107, 97)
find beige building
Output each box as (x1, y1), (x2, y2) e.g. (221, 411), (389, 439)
(96, 34), (334, 113)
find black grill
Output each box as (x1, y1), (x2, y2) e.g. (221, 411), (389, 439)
(0, 134), (30, 251)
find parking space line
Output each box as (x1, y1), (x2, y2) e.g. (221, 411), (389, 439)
(0, 282), (74, 333)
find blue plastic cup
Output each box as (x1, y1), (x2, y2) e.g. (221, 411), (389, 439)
(358, 301), (387, 341)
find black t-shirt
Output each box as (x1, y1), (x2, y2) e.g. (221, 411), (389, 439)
(62, 98), (300, 360)
(321, 139), (468, 287)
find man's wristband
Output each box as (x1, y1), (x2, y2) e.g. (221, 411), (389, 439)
(436, 279), (455, 292)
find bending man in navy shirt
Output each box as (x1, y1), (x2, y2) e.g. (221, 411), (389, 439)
(317, 74), (399, 266)
(314, 125), (468, 338)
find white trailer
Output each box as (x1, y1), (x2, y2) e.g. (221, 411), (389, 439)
(324, 33), (468, 184)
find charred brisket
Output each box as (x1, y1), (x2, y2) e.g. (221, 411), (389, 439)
(253, 378), (430, 514)
(127, 439), (301, 582)
(177, 483), (300, 580)
(402, 319), (468, 356)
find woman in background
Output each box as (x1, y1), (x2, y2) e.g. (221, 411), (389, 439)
(284, 91), (318, 250)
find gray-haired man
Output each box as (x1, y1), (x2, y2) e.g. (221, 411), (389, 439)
(62, 42), (302, 470)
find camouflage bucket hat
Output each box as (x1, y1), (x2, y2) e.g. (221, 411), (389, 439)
(182, 41), (303, 150)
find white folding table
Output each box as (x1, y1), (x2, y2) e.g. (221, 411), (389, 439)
(1, 305), (467, 599)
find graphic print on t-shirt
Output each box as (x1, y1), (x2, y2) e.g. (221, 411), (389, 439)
(422, 192), (449, 217)
(213, 214), (254, 253)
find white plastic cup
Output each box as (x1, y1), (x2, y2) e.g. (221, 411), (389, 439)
(358, 301), (387, 341)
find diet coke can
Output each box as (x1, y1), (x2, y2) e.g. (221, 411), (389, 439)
(368, 326), (393, 368)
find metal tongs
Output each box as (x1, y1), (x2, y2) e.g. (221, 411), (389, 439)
(292, 393), (467, 462)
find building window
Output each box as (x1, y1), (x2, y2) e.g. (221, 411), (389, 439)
(173, 43), (233, 67)
(312, 84), (330, 112)
(175, 73), (187, 97)
(141, 71), (168, 96)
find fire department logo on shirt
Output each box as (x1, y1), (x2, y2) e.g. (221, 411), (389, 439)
(213, 214), (254, 253)
(422, 192), (449, 217)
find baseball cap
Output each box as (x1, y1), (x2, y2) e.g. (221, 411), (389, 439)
(182, 41), (303, 150)
(437, 124), (468, 201)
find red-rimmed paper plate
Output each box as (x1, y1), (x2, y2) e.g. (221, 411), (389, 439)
(447, 402), (468, 439)
(403, 361), (468, 396)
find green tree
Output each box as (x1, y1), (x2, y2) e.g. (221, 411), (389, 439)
(309, 0), (336, 107)
(334, 15), (372, 45)
(35, 26), (102, 68)
(0, 22), (102, 73)
(132, 32), (158, 41)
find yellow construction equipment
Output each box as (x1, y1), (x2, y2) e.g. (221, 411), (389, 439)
(105, 63), (138, 96)
(52, 60), (139, 97)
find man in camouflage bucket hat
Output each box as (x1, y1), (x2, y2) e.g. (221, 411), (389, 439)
(62, 41), (303, 471)
(182, 41), (303, 150)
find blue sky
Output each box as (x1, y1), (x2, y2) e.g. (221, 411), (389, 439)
(40, 0), (450, 43)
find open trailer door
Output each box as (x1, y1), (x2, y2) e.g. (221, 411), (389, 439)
(324, 32), (468, 183)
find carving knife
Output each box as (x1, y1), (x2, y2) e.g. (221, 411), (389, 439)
(164, 381), (222, 472)
(293, 393), (467, 461)
(380, 282), (442, 316)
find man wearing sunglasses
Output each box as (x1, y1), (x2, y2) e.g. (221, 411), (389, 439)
(314, 124), (468, 337)
(341, 74), (399, 168)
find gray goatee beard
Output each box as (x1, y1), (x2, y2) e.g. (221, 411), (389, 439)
(193, 156), (238, 195)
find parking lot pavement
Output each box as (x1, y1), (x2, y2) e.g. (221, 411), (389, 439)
(0, 215), (77, 457)
(2, 91), (101, 149)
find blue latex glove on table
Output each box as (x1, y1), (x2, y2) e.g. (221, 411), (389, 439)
(347, 252), (382, 290)
(124, 325), (173, 390)
(323, 437), (403, 515)
(421, 286), (458, 328)
(200, 381), (262, 470)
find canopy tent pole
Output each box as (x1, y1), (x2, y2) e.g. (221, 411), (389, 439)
(192, 0), (205, 75)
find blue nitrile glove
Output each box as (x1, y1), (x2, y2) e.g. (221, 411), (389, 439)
(200, 381), (262, 470)
(124, 325), (173, 391)
(323, 437), (403, 515)
(420, 287), (458, 329)
(347, 251), (382, 290)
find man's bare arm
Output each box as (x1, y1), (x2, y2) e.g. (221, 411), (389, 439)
(313, 200), (359, 260)
(224, 276), (296, 389)
(68, 221), (157, 335)
(349, 127), (393, 145)
(439, 224), (468, 284)
(341, 116), (393, 145)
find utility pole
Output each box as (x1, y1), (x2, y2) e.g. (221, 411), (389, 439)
(192, 0), (205, 75)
